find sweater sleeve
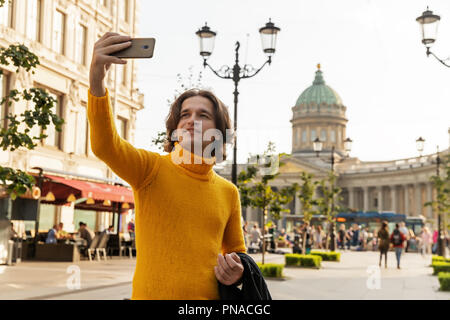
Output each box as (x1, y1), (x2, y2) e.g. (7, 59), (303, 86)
(222, 187), (247, 255)
(87, 88), (160, 190)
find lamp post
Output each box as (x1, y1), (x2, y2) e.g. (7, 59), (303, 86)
(416, 7), (450, 68)
(313, 138), (352, 251)
(416, 138), (444, 256)
(435, 146), (445, 257)
(195, 20), (281, 186)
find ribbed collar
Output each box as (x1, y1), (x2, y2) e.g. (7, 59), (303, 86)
(169, 142), (216, 179)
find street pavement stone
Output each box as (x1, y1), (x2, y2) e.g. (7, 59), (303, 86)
(0, 251), (448, 300)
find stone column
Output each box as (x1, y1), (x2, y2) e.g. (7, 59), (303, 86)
(295, 190), (301, 215)
(348, 187), (355, 210)
(426, 183), (433, 219)
(415, 183), (422, 217)
(404, 185), (410, 216)
(377, 186), (383, 213)
(390, 185), (397, 213)
(363, 186), (369, 212)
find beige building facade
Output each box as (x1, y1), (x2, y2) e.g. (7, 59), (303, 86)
(0, 0), (143, 234)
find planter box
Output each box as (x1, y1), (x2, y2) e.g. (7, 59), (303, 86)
(35, 243), (80, 262)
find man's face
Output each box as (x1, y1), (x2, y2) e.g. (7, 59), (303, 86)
(176, 96), (216, 153)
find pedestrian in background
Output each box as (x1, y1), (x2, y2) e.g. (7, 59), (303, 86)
(390, 223), (407, 269)
(399, 222), (409, 252)
(346, 226), (354, 250)
(420, 226), (432, 256)
(432, 228), (438, 254)
(45, 225), (58, 244)
(338, 224), (346, 250)
(377, 221), (390, 268)
(314, 225), (324, 249)
(250, 224), (262, 252)
(242, 220), (249, 248)
(352, 224), (360, 249)
(372, 229), (378, 251)
(361, 227), (369, 251)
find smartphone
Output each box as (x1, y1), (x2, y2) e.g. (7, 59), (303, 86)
(111, 38), (155, 59)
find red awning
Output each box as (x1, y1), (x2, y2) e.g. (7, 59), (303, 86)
(44, 174), (134, 204)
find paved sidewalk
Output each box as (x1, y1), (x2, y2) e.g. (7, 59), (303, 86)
(261, 251), (449, 300)
(0, 251), (447, 300)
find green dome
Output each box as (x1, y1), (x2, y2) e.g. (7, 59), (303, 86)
(296, 68), (342, 106)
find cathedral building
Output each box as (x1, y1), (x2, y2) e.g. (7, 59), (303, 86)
(218, 64), (448, 232)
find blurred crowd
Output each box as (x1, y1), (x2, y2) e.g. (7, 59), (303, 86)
(242, 220), (450, 256)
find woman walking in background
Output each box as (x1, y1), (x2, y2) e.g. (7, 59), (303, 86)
(377, 221), (390, 268)
(314, 225), (324, 249)
(420, 226), (432, 256)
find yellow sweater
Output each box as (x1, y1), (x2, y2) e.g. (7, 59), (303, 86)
(87, 89), (246, 300)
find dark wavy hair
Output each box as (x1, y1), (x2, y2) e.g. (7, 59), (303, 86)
(163, 89), (232, 160)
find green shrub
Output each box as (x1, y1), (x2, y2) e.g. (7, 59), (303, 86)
(432, 256), (450, 263)
(438, 272), (450, 291)
(310, 251), (341, 262)
(432, 262), (450, 275)
(284, 254), (322, 268)
(257, 263), (284, 278)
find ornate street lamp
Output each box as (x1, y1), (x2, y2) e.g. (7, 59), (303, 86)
(416, 7), (449, 67)
(416, 136), (425, 157)
(344, 137), (353, 157)
(196, 19), (281, 186)
(313, 137), (323, 157)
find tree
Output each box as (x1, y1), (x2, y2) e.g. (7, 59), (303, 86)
(237, 142), (298, 264)
(297, 171), (319, 255)
(0, 1), (64, 200)
(317, 172), (343, 251)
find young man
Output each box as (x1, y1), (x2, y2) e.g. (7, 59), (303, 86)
(88, 32), (246, 299)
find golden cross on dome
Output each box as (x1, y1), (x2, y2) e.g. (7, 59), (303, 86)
(317, 63), (321, 70)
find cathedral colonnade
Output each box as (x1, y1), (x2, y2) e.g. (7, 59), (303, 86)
(344, 183), (434, 218)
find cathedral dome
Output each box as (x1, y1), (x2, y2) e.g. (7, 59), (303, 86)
(296, 65), (343, 106)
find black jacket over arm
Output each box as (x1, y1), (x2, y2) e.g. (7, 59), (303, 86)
(218, 252), (272, 300)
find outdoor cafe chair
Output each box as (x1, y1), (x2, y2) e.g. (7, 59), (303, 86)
(120, 233), (133, 259)
(87, 234), (102, 262)
(95, 233), (110, 262)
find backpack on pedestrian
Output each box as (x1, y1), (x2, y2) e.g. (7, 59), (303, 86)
(391, 229), (403, 246)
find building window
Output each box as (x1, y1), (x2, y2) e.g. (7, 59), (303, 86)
(0, 0), (13, 28)
(26, 0), (41, 42)
(120, 0), (129, 22)
(310, 129), (316, 142)
(43, 92), (63, 149)
(38, 204), (56, 232)
(52, 10), (65, 55)
(115, 117), (127, 140)
(338, 128), (341, 145)
(76, 105), (88, 155)
(320, 129), (326, 142)
(331, 130), (336, 143)
(302, 130), (307, 143)
(75, 24), (87, 65)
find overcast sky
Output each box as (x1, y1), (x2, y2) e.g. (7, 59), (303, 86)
(134, 0), (450, 164)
